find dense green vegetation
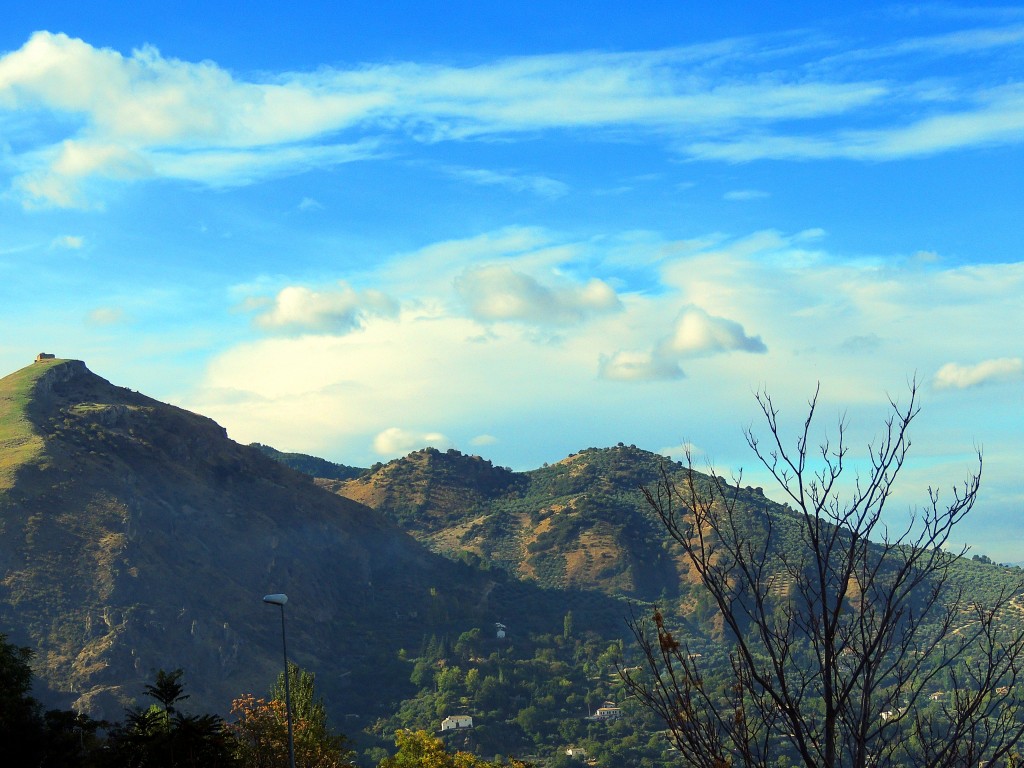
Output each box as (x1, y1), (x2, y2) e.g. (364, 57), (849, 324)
(365, 620), (679, 767)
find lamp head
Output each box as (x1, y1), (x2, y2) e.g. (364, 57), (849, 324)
(263, 593), (288, 606)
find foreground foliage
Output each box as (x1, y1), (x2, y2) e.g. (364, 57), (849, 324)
(379, 729), (533, 767)
(231, 663), (355, 768)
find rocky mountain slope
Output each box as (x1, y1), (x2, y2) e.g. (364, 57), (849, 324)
(0, 358), (628, 723)
(325, 445), (775, 603)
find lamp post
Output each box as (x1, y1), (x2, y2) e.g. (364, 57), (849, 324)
(263, 593), (296, 768)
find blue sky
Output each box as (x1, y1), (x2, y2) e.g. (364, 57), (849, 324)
(1, 3), (1022, 558)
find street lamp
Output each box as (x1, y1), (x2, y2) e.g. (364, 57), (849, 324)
(263, 593), (296, 768)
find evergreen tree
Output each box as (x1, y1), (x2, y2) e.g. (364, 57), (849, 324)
(0, 632), (45, 764)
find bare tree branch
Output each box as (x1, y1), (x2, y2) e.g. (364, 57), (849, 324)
(623, 381), (1024, 768)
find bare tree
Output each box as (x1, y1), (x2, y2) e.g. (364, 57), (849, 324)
(622, 382), (1024, 768)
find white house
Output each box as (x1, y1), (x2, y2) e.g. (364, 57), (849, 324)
(441, 715), (474, 731)
(880, 707), (905, 723)
(595, 703), (622, 720)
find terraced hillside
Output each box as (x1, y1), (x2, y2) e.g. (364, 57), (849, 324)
(320, 444), (1024, 641)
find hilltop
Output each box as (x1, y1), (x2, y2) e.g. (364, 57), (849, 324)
(324, 444), (778, 604)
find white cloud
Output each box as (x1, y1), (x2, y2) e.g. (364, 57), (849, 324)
(51, 234), (83, 249)
(688, 85), (1024, 162)
(661, 306), (767, 357)
(657, 441), (703, 462)
(599, 307), (766, 382)
(177, 225), (1023, 532)
(372, 427), (452, 456)
(86, 307), (125, 326)
(934, 358), (1024, 389)
(5, 23), (1024, 205)
(598, 349), (684, 381)
(455, 264), (621, 325)
(251, 282), (399, 334)
(439, 166), (569, 198)
(724, 189), (769, 201)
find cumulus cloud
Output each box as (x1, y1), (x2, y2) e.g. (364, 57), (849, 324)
(455, 265), (621, 325)
(934, 358), (1024, 389)
(660, 307), (767, 357)
(251, 282), (399, 334)
(599, 307), (766, 382)
(372, 427), (451, 456)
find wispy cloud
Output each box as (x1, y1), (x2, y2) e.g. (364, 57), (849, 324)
(438, 165), (569, 198)
(934, 358), (1024, 389)
(4, 22), (1024, 205)
(724, 189), (769, 201)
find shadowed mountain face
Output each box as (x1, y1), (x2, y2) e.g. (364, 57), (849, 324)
(0, 359), (597, 722)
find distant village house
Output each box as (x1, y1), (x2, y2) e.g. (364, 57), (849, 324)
(594, 702), (622, 720)
(35, 353), (55, 363)
(880, 707), (905, 723)
(440, 715), (473, 731)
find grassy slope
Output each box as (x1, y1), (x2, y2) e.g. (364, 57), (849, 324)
(0, 358), (61, 488)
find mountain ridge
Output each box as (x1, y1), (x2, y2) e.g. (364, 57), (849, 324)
(2, 356), (1020, 753)
(2, 358), (615, 724)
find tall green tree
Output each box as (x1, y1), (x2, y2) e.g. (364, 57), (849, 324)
(231, 663), (354, 768)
